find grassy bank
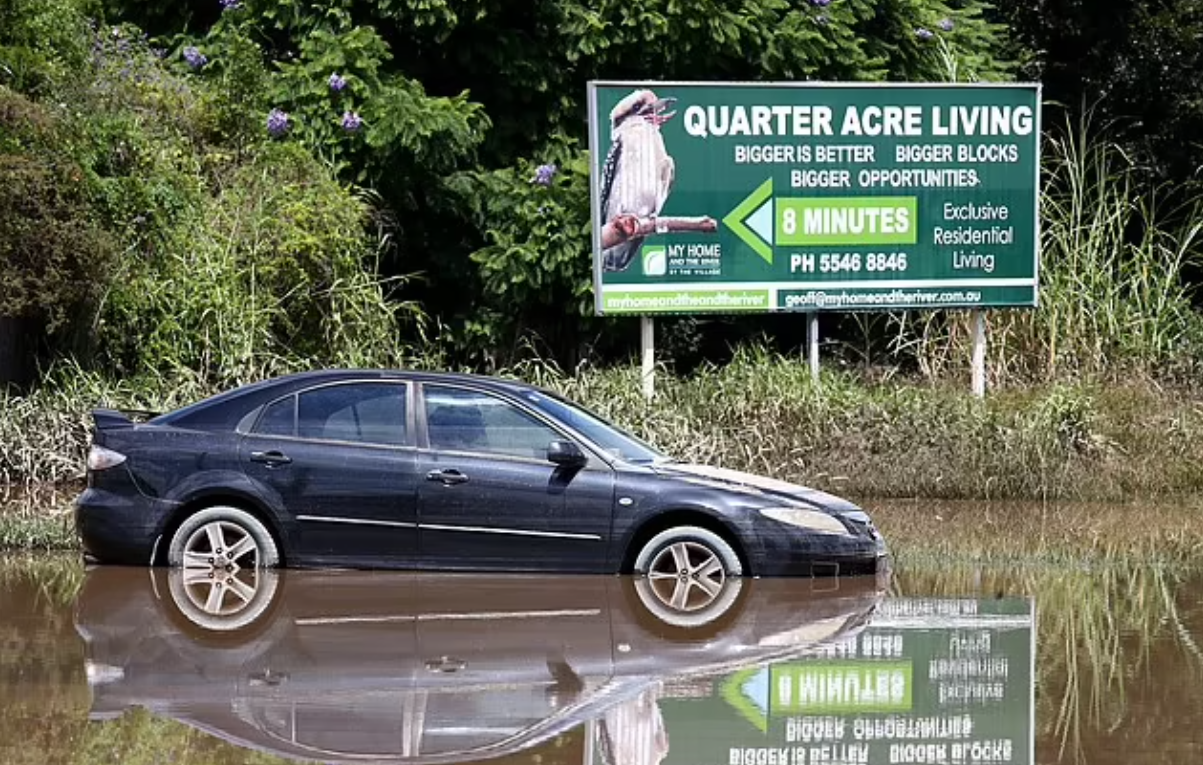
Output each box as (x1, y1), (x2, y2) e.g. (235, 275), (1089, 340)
(0, 489), (76, 552)
(4, 349), (1203, 500)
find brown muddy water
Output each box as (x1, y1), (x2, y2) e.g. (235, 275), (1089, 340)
(2, 556), (1201, 765)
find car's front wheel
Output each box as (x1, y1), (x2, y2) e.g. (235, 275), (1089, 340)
(632, 525), (743, 623)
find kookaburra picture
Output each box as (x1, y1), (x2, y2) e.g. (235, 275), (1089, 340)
(599, 89), (718, 272)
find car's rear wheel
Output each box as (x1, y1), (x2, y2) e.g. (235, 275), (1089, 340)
(632, 525), (743, 626)
(167, 505), (280, 580)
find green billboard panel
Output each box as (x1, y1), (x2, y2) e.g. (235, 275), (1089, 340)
(588, 82), (1041, 314)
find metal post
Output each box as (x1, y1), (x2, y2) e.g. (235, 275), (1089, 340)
(808, 312), (820, 383)
(640, 316), (655, 400)
(971, 309), (987, 397)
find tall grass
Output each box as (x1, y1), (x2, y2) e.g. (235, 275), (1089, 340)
(892, 114), (1203, 383)
(874, 497), (1203, 568)
(6, 347), (1203, 499)
(526, 348), (1203, 500)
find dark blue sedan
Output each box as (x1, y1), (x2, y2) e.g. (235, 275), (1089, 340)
(76, 370), (888, 589)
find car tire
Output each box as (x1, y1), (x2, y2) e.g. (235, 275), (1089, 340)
(167, 505), (280, 569)
(631, 525), (744, 627)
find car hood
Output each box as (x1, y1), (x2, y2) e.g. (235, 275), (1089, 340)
(652, 463), (863, 514)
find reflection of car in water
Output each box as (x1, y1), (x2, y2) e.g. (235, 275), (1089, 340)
(75, 567), (888, 765)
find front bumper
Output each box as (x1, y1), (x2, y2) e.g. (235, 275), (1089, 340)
(75, 488), (170, 566)
(750, 520), (889, 577)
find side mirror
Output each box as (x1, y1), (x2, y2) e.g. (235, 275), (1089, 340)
(547, 440), (587, 468)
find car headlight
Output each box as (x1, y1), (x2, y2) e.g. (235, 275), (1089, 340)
(759, 507), (852, 536)
(85, 660), (125, 686)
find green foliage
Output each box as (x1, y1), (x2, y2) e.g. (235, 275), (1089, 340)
(447, 141), (597, 366)
(192, 1), (490, 182)
(91, 0), (1017, 369)
(95, 142), (411, 383)
(0, 0), (96, 95)
(886, 113), (1203, 383)
(13, 343), (1203, 503)
(0, 89), (117, 333)
(0, 0), (424, 385)
(999, 0), (1203, 196)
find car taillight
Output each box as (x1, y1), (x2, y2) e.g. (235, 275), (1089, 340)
(87, 445), (127, 471)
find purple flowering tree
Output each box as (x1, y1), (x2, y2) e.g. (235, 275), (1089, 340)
(532, 163), (557, 186)
(267, 108), (290, 137)
(182, 46), (207, 69)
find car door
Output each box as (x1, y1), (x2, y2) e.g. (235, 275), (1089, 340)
(415, 383), (614, 572)
(240, 380), (420, 565)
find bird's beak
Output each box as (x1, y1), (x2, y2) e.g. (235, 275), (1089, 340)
(652, 97), (677, 122)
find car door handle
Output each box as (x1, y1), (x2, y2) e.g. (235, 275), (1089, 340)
(424, 656), (466, 673)
(426, 468), (469, 485)
(250, 450), (293, 467)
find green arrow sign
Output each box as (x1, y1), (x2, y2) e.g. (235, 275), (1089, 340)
(723, 177), (774, 265)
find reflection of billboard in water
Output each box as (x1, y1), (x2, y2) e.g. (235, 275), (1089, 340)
(621, 598), (1034, 765)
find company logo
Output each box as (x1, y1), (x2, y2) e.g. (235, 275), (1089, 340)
(642, 245), (667, 276)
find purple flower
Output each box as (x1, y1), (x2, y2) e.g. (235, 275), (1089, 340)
(810, 0), (831, 6)
(328, 72), (347, 92)
(938, 18), (954, 32)
(220, 0), (241, 9)
(532, 163), (557, 186)
(915, 28), (934, 41)
(183, 46), (207, 69)
(341, 111), (363, 132)
(266, 108), (291, 137)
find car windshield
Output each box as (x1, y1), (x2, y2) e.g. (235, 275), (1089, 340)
(520, 390), (667, 465)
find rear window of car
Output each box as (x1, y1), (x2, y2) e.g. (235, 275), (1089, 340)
(255, 395), (296, 436)
(253, 383), (410, 446)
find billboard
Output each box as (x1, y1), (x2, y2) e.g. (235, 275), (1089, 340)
(587, 82), (1041, 315)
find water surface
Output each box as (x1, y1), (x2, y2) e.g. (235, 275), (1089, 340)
(3, 554), (1199, 765)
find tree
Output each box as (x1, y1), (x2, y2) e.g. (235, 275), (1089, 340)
(997, 0), (1203, 195)
(90, 0), (1018, 368)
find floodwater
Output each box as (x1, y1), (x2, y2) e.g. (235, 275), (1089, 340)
(3, 557), (1201, 765)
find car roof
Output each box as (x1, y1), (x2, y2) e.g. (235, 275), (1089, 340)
(154, 369), (544, 430)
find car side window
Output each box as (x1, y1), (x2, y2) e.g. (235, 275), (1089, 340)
(255, 395), (297, 437)
(424, 385), (561, 459)
(279, 382), (410, 446)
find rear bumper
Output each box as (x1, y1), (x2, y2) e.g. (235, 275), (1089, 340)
(74, 488), (171, 566)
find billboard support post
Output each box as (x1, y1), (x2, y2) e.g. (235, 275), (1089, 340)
(972, 309), (987, 397)
(641, 316), (655, 400)
(807, 313), (820, 384)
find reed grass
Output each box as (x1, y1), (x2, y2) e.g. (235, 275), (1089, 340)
(873, 498), (1203, 568)
(891, 113), (1203, 384)
(0, 488), (76, 551)
(5, 347), (1203, 502)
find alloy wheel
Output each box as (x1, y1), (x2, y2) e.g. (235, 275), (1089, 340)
(180, 520), (263, 616)
(646, 540), (727, 612)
